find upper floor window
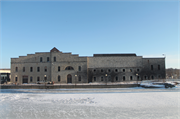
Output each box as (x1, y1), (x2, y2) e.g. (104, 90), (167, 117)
(151, 65), (153, 70)
(130, 69), (133, 72)
(158, 65), (160, 70)
(123, 69), (125, 72)
(37, 67), (40, 72)
(23, 67), (25, 72)
(30, 67), (33, 72)
(15, 67), (18, 72)
(94, 77), (96, 81)
(78, 75), (81, 81)
(130, 76), (133, 80)
(15, 77), (18, 82)
(78, 66), (81, 71)
(47, 57), (49, 62)
(137, 69), (140, 72)
(101, 77), (104, 81)
(58, 66), (60, 72)
(54, 57), (56, 62)
(101, 69), (104, 72)
(44, 66), (47, 72)
(115, 69), (118, 72)
(65, 66), (74, 70)
(123, 76), (126, 81)
(94, 69), (96, 72)
(40, 57), (43, 62)
(115, 76), (118, 81)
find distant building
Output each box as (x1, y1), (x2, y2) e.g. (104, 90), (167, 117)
(11, 47), (166, 84)
(0, 69), (11, 82)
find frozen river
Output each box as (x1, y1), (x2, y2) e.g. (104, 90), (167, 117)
(0, 87), (180, 119)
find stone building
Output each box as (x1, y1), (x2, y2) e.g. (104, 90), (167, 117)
(11, 47), (165, 84)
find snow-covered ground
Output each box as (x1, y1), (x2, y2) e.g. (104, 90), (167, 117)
(0, 87), (180, 119)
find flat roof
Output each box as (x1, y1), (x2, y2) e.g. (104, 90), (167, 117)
(93, 54), (137, 57)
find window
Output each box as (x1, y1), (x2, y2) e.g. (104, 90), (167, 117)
(15, 77), (18, 82)
(40, 57), (42, 62)
(78, 66), (81, 71)
(94, 69), (96, 72)
(23, 67), (25, 72)
(37, 67), (40, 72)
(58, 66), (60, 72)
(54, 57), (56, 62)
(15, 67), (18, 72)
(130, 76), (133, 80)
(137, 76), (140, 80)
(123, 69), (125, 72)
(137, 69), (140, 72)
(151, 75), (154, 79)
(94, 77), (96, 81)
(116, 76), (118, 81)
(115, 69), (118, 72)
(158, 65), (160, 70)
(58, 75), (61, 82)
(151, 65), (153, 70)
(65, 66), (74, 70)
(44, 66), (47, 72)
(130, 69), (133, 72)
(108, 69), (111, 72)
(101, 69), (103, 72)
(108, 75), (111, 81)
(101, 77), (104, 81)
(78, 75), (81, 81)
(30, 67), (33, 72)
(37, 77), (40, 81)
(30, 76), (33, 82)
(44, 76), (47, 81)
(123, 76), (125, 81)
(47, 57), (49, 62)
(144, 76), (148, 80)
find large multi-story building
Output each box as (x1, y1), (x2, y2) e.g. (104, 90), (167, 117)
(11, 47), (165, 84)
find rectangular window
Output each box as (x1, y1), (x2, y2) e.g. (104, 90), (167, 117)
(44, 66), (47, 72)
(94, 77), (96, 81)
(130, 76), (133, 80)
(58, 66), (60, 72)
(30, 77), (33, 82)
(30, 67), (33, 72)
(158, 65), (160, 70)
(47, 57), (49, 62)
(23, 67), (25, 72)
(54, 57), (56, 62)
(37, 67), (40, 72)
(116, 77), (118, 81)
(137, 69), (140, 72)
(123, 69), (125, 72)
(101, 77), (103, 81)
(16, 67), (18, 72)
(40, 57), (43, 62)
(151, 65), (153, 70)
(137, 76), (140, 80)
(123, 76), (125, 81)
(79, 66), (81, 71)
(15, 77), (18, 82)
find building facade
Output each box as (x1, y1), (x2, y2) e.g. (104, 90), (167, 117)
(11, 47), (166, 84)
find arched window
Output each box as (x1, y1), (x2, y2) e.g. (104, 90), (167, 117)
(58, 75), (61, 82)
(65, 66), (74, 70)
(123, 76), (126, 81)
(54, 57), (56, 62)
(78, 75), (81, 81)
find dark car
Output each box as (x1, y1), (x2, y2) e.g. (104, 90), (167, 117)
(164, 83), (175, 88)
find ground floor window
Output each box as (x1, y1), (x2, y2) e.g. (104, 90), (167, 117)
(78, 75), (81, 81)
(15, 77), (18, 82)
(123, 76), (125, 81)
(101, 77), (103, 81)
(58, 75), (61, 82)
(94, 77), (96, 81)
(30, 76), (33, 82)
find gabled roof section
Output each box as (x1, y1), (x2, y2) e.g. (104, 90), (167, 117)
(50, 47), (60, 52)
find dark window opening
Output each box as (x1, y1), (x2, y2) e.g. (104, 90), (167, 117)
(58, 75), (61, 82)
(65, 66), (74, 70)
(130, 69), (132, 72)
(101, 77), (104, 81)
(37, 67), (40, 72)
(23, 67), (25, 72)
(101, 69), (103, 72)
(158, 65), (160, 70)
(116, 76), (118, 81)
(94, 77), (96, 81)
(44, 66), (47, 72)
(79, 66), (81, 71)
(151, 76), (154, 79)
(44, 76), (47, 81)
(54, 57), (56, 62)
(130, 76), (133, 80)
(151, 65), (153, 70)
(123, 76), (125, 81)
(137, 69), (140, 72)
(115, 69), (118, 72)
(108, 69), (111, 72)
(30, 67), (33, 72)
(94, 69), (96, 72)
(40, 57), (42, 62)
(47, 57), (49, 62)
(37, 77), (40, 81)
(16, 67), (18, 72)
(108, 76), (111, 81)
(30, 77), (33, 82)
(123, 69), (125, 72)
(15, 77), (18, 82)
(58, 66), (60, 72)
(137, 76), (140, 80)
(144, 76), (148, 80)
(78, 76), (81, 81)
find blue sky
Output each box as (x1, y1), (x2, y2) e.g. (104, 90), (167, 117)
(0, 0), (179, 69)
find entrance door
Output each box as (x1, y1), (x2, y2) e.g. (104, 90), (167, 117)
(22, 76), (28, 83)
(67, 74), (72, 83)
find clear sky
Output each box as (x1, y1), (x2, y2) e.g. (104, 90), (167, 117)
(0, 0), (179, 69)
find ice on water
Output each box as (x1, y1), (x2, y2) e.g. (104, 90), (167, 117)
(0, 87), (179, 119)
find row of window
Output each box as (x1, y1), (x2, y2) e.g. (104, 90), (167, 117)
(40, 57), (56, 62)
(15, 66), (82, 72)
(93, 68), (140, 73)
(151, 65), (161, 70)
